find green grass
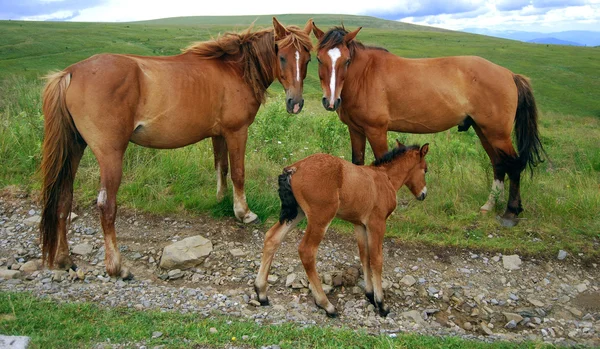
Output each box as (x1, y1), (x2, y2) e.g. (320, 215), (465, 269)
(0, 292), (548, 348)
(0, 16), (599, 258)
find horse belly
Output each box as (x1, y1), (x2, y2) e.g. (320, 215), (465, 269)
(130, 112), (218, 149)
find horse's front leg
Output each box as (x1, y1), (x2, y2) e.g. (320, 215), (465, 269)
(211, 136), (229, 202)
(365, 126), (389, 161)
(349, 126), (366, 165)
(224, 129), (259, 223)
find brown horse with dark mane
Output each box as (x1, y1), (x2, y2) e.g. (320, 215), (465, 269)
(255, 142), (429, 317)
(311, 24), (547, 227)
(40, 18), (313, 277)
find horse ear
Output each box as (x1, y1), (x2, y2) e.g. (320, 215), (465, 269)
(420, 143), (430, 158)
(304, 18), (314, 35)
(344, 27), (362, 43)
(272, 17), (289, 40)
(312, 22), (324, 40)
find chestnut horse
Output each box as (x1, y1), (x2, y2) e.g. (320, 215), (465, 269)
(40, 18), (313, 277)
(255, 142), (429, 317)
(311, 24), (547, 227)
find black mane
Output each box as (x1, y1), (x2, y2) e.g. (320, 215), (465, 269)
(318, 26), (388, 55)
(372, 144), (420, 167)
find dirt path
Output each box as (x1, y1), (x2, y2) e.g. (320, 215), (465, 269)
(1, 190), (598, 347)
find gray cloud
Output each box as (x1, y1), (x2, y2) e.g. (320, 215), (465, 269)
(496, 0), (531, 11)
(363, 0), (487, 19)
(0, 0), (105, 20)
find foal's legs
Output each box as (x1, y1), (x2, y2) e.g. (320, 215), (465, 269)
(355, 224), (374, 304)
(299, 209), (338, 317)
(224, 129), (258, 223)
(211, 136), (229, 202)
(94, 150), (129, 277)
(367, 219), (389, 317)
(255, 212), (305, 305)
(473, 125), (505, 213)
(55, 141), (86, 270)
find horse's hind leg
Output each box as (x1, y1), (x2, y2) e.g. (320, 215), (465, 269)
(212, 136), (229, 202)
(473, 125), (505, 213)
(367, 219), (389, 317)
(299, 212), (337, 317)
(254, 212), (305, 305)
(355, 224), (374, 305)
(55, 141), (86, 270)
(95, 150), (130, 278)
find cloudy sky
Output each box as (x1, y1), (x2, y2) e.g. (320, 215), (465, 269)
(0, 0), (599, 32)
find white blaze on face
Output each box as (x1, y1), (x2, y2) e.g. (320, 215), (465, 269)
(295, 51), (300, 82)
(327, 48), (341, 104)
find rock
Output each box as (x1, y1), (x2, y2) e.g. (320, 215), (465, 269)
(151, 331), (163, 339)
(505, 320), (518, 329)
(0, 269), (21, 279)
(480, 323), (494, 336)
(527, 297), (544, 307)
(400, 275), (416, 287)
(159, 235), (213, 269)
(72, 243), (93, 256)
(332, 274), (343, 287)
(23, 215), (41, 227)
(343, 267), (360, 286)
(322, 273), (333, 286)
(0, 335), (30, 349)
(229, 248), (247, 257)
(130, 252), (143, 261)
(502, 255), (522, 270)
(284, 273), (297, 287)
(69, 212), (79, 222)
(557, 250), (568, 260)
(76, 269), (85, 280)
(168, 269), (183, 280)
(463, 322), (473, 331)
(575, 283), (587, 293)
(402, 310), (426, 325)
(566, 306), (583, 318)
(267, 275), (278, 284)
(209, 327), (218, 334)
(52, 270), (67, 282)
(503, 312), (524, 323)
(322, 284), (333, 295)
(19, 260), (39, 272)
(382, 279), (392, 290)
(248, 300), (261, 307)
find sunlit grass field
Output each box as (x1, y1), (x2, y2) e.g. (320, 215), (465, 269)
(0, 16), (599, 257)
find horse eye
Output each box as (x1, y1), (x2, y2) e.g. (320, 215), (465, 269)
(279, 56), (286, 63)
(346, 59), (351, 66)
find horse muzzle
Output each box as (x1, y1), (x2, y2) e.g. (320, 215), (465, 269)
(417, 187), (427, 201)
(286, 98), (304, 114)
(322, 97), (341, 111)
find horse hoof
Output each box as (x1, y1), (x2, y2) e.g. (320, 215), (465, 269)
(326, 310), (339, 318)
(497, 215), (518, 227)
(378, 307), (390, 318)
(120, 268), (134, 280)
(259, 298), (270, 306)
(243, 213), (260, 224)
(365, 292), (376, 306)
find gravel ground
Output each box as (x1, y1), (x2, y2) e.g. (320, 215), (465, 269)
(1, 189), (599, 348)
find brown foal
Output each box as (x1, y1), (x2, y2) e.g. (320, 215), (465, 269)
(255, 142), (429, 317)
(39, 18), (313, 277)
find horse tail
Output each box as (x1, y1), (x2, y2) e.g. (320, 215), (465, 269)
(278, 167), (299, 224)
(512, 74), (547, 175)
(40, 71), (80, 268)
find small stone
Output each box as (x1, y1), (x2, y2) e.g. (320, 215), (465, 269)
(23, 215), (41, 226)
(152, 331), (163, 339)
(332, 274), (343, 287)
(72, 243), (93, 256)
(503, 312), (523, 323)
(463, 322), (473, 331)
(402, 310), (426, 325)
(76, 269), (85, 280)
(527, 297), (544, 307)
(159, 235), (213, 270)
(52, 270), (67, 282)
(69, 212), (79, 222)
(566, 306), (583, 318)
(285, 273), (297, 287)
(0, 269), (21, 279)
(480, 323), (494, 335)
(267, 275), (278, 284)
(322, 284), (333, 295)
(19, 260), (39, 272)
(168, 269), (183, 280)
(131, 252), (143, 260)
(400, 275), (416, 287)
(575, 283), (587, 293)
(505, 320), (518, 329)
(229, 248), (247, 257)
(502, 255), (522, 270)
(209, 327), (218, 334)
(248, 300), (261, 307)
(0, 336), (30, 349)
(557, 250), (568, 260)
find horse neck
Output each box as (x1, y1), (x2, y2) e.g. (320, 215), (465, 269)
(344, 48), (373, 93)
(379, 153), (418, 190)
(249, 30), (278, 101)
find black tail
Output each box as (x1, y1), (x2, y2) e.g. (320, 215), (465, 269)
(278, 168), (298, 224)
(513, 74), (547, 175)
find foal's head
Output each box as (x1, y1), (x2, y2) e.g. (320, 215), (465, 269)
(373, 142), (429, 200)
(312, 23), (362, 111)
(273, 17), (313, 114)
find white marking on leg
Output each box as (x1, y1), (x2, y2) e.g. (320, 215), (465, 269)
(481, 180), (504, 212)
(327, 48), (341, 105)
(97, 188), (107, 207)
(295, 51), (300, 82)
(216, 163), (223, 198)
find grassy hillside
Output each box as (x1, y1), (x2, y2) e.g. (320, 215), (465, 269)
(0, 15), (599, 257)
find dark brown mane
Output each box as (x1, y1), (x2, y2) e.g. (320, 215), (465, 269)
(184, 25), (312, 104)
(318, 26), (388, 58)
(371, 144), (419, 167)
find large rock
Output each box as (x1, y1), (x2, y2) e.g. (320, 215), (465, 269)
(19, 260), (39, 272)
(23, 215), (41, 227)
(502, 255), (522, 270)
(72, 243), (93, 256)
(0, 335), (30, 349)
(159, 235), (213, 270)
(400, 275), (417, 287)
(0, 269), (21, 279)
